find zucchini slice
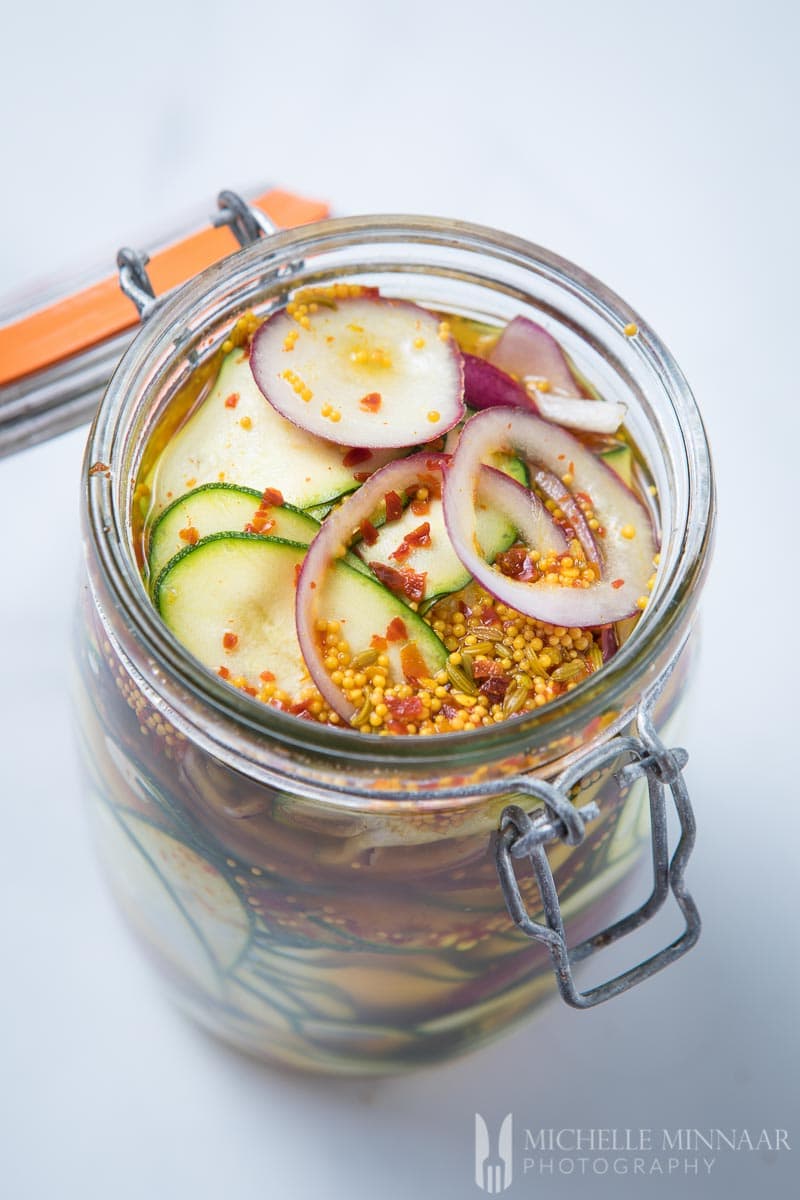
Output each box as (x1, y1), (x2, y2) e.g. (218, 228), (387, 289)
(156, 534), (446, 699)
(356, 453), (529, 611)
(600, 443), (634, 486)
(147, 484), (322, 587)
(149, 348), (397, 516)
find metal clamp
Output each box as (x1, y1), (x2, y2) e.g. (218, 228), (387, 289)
(213, 189), (278, 246)
(496, 670), (700, 1008)
(117, 189), (280, 324)
(117, 247), (159, 321)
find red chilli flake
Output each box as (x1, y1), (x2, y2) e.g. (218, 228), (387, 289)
(353, 471), (371, 483)
(359, 518), (379, 546)
(390, 521), (432, 563)
(400, 642), (428, 682)
(245, 515), (276, 535)
(371, 634), (389, 651)
(385, 720), (409, 736)
(611, 579), (625, 590)
(222, 632), (238, 650)
(261, 487), (285, 507)
(343, 447), (372, 468)
(293, 563), (302, 587)
(495, 545), (538, 581)
(384, 491), (403, 522)
(224, 393), (240, 409)
(178, 526), (199, 545)
(385, 616), (408, 642)
(369, 562), (426, 603)
(217, 666), (231, 679)
(386, 695), (425, 723)
(359, 392), (382, 412)
(473, 659), (510, 701)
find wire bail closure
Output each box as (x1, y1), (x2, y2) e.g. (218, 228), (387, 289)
(213, 189), (278, 246)
(495, 661), (700, 1008)
(116, 247), (159, 322)
(117, 190), (277, 322)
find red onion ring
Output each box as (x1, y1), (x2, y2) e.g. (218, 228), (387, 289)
(442, 408), (657, 626)
(462, 353), (535, 413)
(489, 315), (581, 396)
(295, 453), (448, 720)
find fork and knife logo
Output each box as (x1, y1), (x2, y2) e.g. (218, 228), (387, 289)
(475, 1113), (514, 1193)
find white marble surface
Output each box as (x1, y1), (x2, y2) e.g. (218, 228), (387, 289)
(0, 3), (798, 1197)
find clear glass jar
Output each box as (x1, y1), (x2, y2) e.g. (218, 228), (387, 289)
(76, 216), (714, 1074)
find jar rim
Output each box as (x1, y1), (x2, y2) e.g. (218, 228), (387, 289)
(84, 214), (715, 783)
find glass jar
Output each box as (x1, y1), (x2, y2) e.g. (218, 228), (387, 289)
(76, 216), (714, 1075)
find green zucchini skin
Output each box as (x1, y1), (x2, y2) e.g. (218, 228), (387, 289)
(356, 453), (529, 613)
(155, 533), (446, 699)
(600, 443), (633, 486)
(148, 484), (371, 589)
(147, 483), (323, 587)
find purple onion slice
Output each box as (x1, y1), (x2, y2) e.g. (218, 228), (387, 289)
(442, 408), (657, 626)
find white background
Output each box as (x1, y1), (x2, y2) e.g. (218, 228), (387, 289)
(0, 2), (798, 1197)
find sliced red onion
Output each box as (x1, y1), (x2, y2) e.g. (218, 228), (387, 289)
(489, 315), (581, 396)
(486, 317), (627, 433)
(531, 466), (601, 564)
(463, 353), (536, 413)
(598, 625), (619, 663)
(442, 408), (657, 626)
(477, 467), (568, 558)
(251, 296), (464, 449)
(295, 453), (448, 720)
(531, 392), (627, 435)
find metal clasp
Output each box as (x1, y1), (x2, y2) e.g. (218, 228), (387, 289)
(117, 247), (159, 321)
(212, 189), (278, 246)
(117, 189), (278, 322)
(496, 666), (700, 1008)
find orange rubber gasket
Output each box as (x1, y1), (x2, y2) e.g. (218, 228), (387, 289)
(0, 189), (329, 388)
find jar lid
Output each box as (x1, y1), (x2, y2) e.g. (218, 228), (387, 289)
(0, 187), (329, 457)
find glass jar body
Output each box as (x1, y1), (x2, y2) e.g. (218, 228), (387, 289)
(75, 594), (691, 1073)
(76, 218), (713, 1074)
